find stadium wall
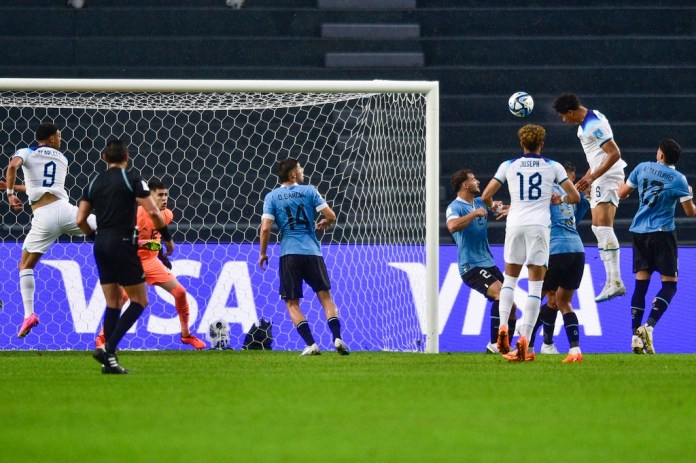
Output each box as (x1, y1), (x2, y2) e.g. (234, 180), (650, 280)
(1, 243), (694, 353)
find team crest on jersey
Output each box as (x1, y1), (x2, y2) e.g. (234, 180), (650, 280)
(593, 128), (605, 139)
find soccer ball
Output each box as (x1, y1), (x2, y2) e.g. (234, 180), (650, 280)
(508, 92), (534, 117)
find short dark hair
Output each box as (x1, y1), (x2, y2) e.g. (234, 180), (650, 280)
(36, 122), (59, 141)
(148, 178), (167, 191)
(659, 138), (681, 165)
(562, 161), (576, 173)
(553, 93), (581, 114)
(102, 138), (128, 163)
(450, 169), (473, 193)
(277, 158), (299, 182)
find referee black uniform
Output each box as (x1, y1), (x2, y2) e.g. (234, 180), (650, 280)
(83, 168), (150, 286)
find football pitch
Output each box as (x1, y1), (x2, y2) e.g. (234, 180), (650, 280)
(2, 351), (695, 463)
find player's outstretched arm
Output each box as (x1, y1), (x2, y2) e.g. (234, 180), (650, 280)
(76, 200), (94, 235)
(481, 178), (501, 207)
(617, 183), (634, 200)
(559, 178), (581, 204)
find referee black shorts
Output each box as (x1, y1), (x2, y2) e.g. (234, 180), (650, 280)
(279, 254), (331, 300)
(543, 252), (585, 292)
(94, 231), (145, 286)
(633, 231), (678, 277)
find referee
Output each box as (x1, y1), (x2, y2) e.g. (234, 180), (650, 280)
(77, 138), (174, 374)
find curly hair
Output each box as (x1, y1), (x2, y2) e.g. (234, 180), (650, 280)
(553, 93), (580, 114)
(450, 169), (473, 193)
(517, 124), (546, 152)
(659, 138), (681, 165)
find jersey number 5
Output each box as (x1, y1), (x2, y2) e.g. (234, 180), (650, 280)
(284, 205), (310, 230)
(43, 161), (56, 187)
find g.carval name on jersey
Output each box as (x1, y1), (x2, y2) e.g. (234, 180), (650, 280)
(577, 109), (627, 175)
(12, 145), (70, 204)
(445, 197), (495, 275)
(493, 155), (568, 227)
(262, 183), (328, 256)
(626, 161), (692, 233)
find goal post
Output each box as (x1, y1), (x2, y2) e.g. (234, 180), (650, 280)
(0, 78), (440, 353)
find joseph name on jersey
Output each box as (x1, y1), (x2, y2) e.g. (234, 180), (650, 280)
(446, 197), (495, 274)
(577, 109), (627, 176)
(493, 155), (568, 227)
(13, 146), (70, 203)
(262, 183), (327, 256)
(626, 161), (692, 233)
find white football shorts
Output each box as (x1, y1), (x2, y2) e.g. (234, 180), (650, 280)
(590, 173), (624, 208)
(23, 199), (97, 254)
(503, 225), (550, 266)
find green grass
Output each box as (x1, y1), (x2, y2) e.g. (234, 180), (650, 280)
(2, 351), (696, 463)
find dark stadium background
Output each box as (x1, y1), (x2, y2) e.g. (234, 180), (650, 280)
(1, 0), (695, 245)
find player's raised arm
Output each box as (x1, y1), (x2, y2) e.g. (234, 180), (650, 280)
(682, 186), (696, 217)
(559, 178), (581, 204)
(138, 194), (174, 255)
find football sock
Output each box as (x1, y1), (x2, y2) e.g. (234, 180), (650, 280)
(631, 279), (650, 333)
(489, 300), (500, 344)
(296, 321), (316, 346)
(528, 310), (543, 349)
(327, 316), (342, 341)
(103, 307), (121, 341)
(171, 284), (190, 336)
(105, 301), (145, 354)
(647, 281), (677, 327)
(499, 274), (518, 327)
(593, 226), (622, 282)
(521, 281), (544, 340)
(563, 312), (580, 348)
(19, 269), (35, 318)
(508, 312), (517, 340)
(541, 304), (557, 345)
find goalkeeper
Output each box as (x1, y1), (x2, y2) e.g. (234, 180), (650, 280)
(96, 178), (205, 350)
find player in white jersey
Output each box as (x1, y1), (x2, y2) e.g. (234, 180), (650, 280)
(554, 93), (627, 303)
(4, 122), (96, 338)
(482, 124), (580, 362)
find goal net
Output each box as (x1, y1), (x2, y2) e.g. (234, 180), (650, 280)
(0, 79), (439, 353)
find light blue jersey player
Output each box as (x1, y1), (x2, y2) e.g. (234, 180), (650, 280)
(262, 183), (326, 256)
(529, 162), (589, 362)
(619, 139), (696, 354)
(625, 161), (691, 234)
(445, 169), (517, 354)
(258, 159), (349, 356)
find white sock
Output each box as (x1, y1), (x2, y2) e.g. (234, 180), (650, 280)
(593, 225), (622, 282)
(569, 346), (582, 355)
(521, 280), (544, 339)
(19, 269), (35, 318)
(499, 274), (518, 328)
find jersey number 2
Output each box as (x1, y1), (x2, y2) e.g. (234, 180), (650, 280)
(43, 161), (56, 187)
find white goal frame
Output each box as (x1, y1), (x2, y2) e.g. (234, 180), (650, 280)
(0, 78), (440, 353)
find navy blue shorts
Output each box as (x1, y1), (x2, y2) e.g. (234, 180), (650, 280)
(94, 232), (145, 286)
(279, 254), (331, 300)
(632, 231), (678, 277)
(543, 252), (585, 292)
(461, 265), (504, 301)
